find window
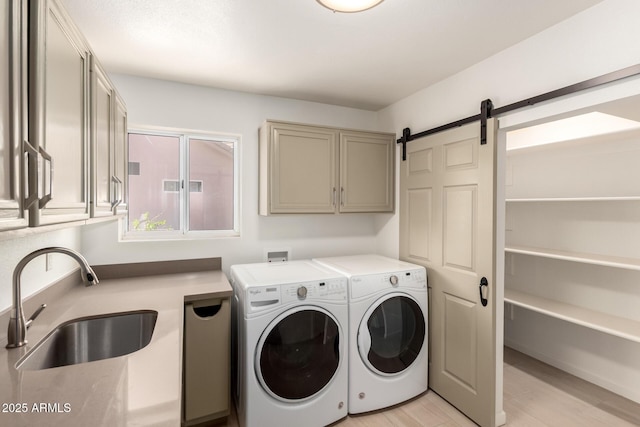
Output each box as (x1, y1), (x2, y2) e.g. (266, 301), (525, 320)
(126, 129), (239, 239)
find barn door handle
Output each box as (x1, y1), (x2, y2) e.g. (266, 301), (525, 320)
(479, 277), (489, 307)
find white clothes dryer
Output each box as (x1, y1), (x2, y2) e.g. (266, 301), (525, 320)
(313, 254), (428, 414)
(229, 260), (349, 427)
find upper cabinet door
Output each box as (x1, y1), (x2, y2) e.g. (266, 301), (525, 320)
(259, 121), (396, 215)
(29, 0), (90, 226)
(113, 94), (128, 215)
(339, 131), (394, 213)
(0, 0), (29, 231)
(89, 56), (114, 217)
(260, 122), (338, 214)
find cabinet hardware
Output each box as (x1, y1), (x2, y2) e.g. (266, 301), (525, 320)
(23, 141), (39, 209)
(111, 176), (122, 209)
(38, 146), (53, 208)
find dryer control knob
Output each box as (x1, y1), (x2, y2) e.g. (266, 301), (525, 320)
(297, 286), (308, 299)
(389, 275), (399, 286)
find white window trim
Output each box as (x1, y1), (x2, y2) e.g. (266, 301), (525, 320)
(122, 125), (241, 241)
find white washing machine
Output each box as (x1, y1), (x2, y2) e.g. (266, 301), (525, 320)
(229, 260), (349, 427)
(313, 254), (428, 414)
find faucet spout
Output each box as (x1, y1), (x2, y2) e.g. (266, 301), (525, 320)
(6, 247), (99, 349)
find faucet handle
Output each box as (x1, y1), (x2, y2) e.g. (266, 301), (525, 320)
(25, 304), (47, 329)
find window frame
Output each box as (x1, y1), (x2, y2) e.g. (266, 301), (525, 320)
(123, 126), (241, 241)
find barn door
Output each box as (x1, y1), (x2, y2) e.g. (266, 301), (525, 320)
(400, 119), (497, 427)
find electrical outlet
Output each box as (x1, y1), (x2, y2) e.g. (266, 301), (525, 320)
(46, 253), (53, 271)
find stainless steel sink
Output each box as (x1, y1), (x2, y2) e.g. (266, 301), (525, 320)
(17, 310), (158, 371)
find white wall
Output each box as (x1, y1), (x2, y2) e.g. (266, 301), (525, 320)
(374, 0), (640, 412)
(375, 0), (640, 256)
(0, 228), (82, 313)
(81, 75), (388, 273)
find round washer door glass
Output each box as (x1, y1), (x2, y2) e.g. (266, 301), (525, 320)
(359, 294), (425, 375)
(257, 308), (340, 400)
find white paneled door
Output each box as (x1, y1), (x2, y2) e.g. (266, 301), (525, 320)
(400, 119), (497, 427)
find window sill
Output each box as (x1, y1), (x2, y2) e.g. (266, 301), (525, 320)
(120, 231), (240, 242)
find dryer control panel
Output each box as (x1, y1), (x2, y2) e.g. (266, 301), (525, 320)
(351, 268), (427, 300)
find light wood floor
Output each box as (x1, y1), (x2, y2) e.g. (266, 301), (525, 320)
(224, 347), (640, 426)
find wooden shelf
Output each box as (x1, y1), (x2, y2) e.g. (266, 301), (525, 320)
(506, 196), (640, 203)
(504, 289), (640, 343)
(505, 245), (640, 271)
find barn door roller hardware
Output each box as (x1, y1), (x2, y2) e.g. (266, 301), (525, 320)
(397, 63), (640, 160)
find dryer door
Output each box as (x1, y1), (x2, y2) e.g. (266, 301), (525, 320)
(256, 306), (341, 401)
(358, 293), (426, 375)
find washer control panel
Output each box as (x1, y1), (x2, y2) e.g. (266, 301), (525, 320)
(282, 279), (348, 303)
(246, 278), (347, 314)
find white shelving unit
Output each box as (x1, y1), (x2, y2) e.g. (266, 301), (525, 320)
(505, 128), (640, 337)
(504, 289), (640, 343)
(504, 245), (640, 272)
(504, 116), (640, 402)
(507, 196), (640, 202)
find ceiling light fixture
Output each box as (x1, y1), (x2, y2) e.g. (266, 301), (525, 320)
(316, 0), (384, 13)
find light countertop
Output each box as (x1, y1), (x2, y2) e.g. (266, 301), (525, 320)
(0, 268), (232, 427)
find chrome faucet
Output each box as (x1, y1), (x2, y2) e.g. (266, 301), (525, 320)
(6, 247), (99, 349)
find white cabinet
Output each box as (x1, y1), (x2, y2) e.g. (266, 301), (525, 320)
(0, 0), (30, 231)
(0, 0), (128, 235)
(113, 94), (128, 215)
(90, 57), (115, 217)
(89, 57), (127, 217)
(504, 128), (640, 343)
(260, 122), (338, 214)
(339, 130), (394, 213)
(29, 0), (90, 226)
(259, 121), (394, 215)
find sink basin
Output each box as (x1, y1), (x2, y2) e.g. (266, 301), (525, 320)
(17, 310), (158, 371)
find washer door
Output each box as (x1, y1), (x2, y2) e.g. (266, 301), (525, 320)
(358, 293), (425, 375)
(256, 306), (341, 401)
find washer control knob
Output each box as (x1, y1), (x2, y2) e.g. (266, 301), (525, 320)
(389, 275), (399, 286)
(297, 286), (308, 299)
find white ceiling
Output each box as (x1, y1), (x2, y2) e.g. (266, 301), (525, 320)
(61, 0), (602, 111)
